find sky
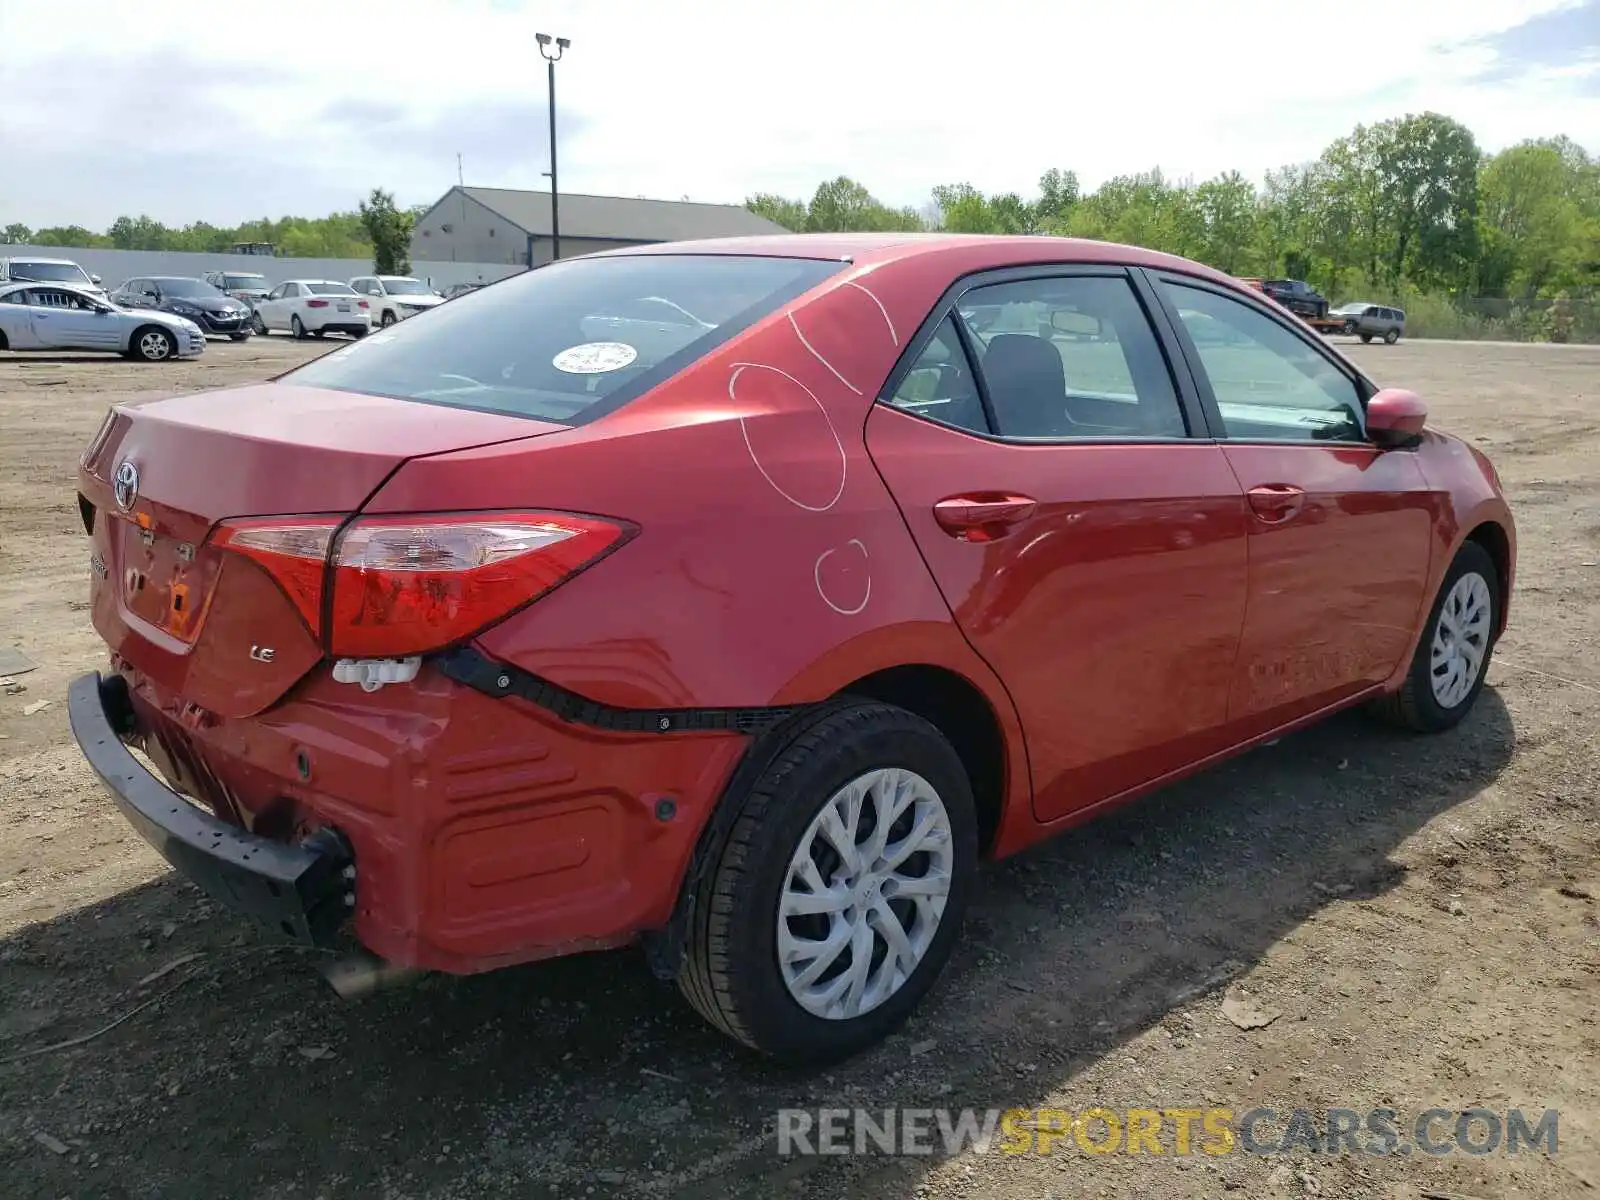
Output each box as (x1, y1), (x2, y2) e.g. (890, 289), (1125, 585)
(2, 0), (1597, 231)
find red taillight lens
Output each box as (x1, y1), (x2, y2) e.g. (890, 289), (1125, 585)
(306, 299), (330, 308)
(215, 520), (340, 632)
(215, 512), (630, 656)
(357, 300), (370, 309)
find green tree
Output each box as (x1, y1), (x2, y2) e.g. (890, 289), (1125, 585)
(2, 223), (32, 244)
(745, 193), (808, 231)
(1375, 112), (1480, 290)
(804, 177), (922, 232)
(1034, 168), (1080, 231)
(1191, 171), (1257, 274)
(357, 189), (413, 274)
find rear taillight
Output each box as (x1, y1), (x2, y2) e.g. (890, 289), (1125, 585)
(215, 511), (631, 656)
(306, 299), (330, 308)
(357, 300), (370, 309)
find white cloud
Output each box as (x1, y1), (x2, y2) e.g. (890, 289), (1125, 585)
(3, 0), (1597, 228)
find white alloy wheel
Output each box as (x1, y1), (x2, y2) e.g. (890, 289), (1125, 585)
(137, 329), (173, 361)
(778, 767), (954, 1021)
(1430, 571), (1493, 709)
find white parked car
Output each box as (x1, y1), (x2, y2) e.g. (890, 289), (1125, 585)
(348, 275), (444, 326)
(250, 280), (371, 339)
(0, 256), (107, 300)
(0, 282), (204, 360)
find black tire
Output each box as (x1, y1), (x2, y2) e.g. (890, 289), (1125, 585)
(354, 327), (368, 339)
(313, 329), (326, 339)
(229, 332), (250, 342)
(0, 329), (8, 350)
(291, 315), (307, 340)
(1360, 332), (1374, 343)
(1384, 328), (1401, 345)
(677, 702), (978, 1064)
(1369, 540), (1500, 733)
(130, 325), (175, 362)
(252, 312), (268, 336)
(380, 310), (397, 328)
(1341, 320), (1357, 335)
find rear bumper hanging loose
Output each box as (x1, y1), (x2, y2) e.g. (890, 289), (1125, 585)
(66, 671), (354, 944)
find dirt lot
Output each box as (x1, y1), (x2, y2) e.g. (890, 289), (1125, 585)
(1, 335), (1597, 1200)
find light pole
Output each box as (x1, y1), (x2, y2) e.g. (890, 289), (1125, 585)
(535, 33), (570, 263)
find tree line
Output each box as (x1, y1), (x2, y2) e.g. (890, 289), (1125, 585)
(746, 113), (1599, 305)
(2, 191), (430, 264)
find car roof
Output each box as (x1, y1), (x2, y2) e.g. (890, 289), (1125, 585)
(144, 275), (208, 282)
(594, 232), (1242, 286)
(0, 279), (95, 294)
(2, 255), (79, 264)
(283, 279), (345, 285)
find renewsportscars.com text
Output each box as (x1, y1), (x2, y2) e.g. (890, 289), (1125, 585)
(776, 1106), (1560, 1158)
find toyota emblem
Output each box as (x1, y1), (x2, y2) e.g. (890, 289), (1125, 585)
(113, 460), (140, 512)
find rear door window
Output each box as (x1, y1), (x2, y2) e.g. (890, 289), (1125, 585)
(955, 275), (1189, 438)
(286, 254), (843, 425)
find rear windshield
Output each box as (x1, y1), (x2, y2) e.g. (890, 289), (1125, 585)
(381, 278), (434, 295)
(284, 254), (843, 424)
(307, 282), (357, 295)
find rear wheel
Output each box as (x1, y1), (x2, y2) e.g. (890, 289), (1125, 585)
(1360, 332), (1374, 343)
(291, 315), (307, 340)
(677, 702), (977, 1064)
(131, 326), (175, 362)
(1384, 328), (1400, 344)
(1341, 319), (1357, 335)
(1369, 541), (1499, 733)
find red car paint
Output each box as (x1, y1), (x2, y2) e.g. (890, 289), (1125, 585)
(75, 233), (1515, 974)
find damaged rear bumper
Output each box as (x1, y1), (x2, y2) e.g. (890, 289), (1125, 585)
(67, 671), (353, 944)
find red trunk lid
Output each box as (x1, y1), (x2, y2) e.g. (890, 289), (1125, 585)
(80, 383), (562, 717)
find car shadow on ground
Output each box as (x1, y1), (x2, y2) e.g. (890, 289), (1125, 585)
(0, 691), (1514, 1199)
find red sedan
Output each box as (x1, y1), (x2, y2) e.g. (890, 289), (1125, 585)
(70, 234), (1514, 1063)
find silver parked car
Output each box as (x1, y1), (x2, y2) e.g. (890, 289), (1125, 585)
(0, 282), (206, 361)
(1331, 301), (1406, 344)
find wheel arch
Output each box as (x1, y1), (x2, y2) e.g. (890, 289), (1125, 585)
(1463, 519), (1513, 639)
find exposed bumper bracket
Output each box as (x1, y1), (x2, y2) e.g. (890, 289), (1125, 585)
(67, 672), (353, 945)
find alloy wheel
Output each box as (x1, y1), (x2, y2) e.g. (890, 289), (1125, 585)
(138, 330), (171, 361)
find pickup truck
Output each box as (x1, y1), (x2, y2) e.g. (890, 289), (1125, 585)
(1259, 279), (1329, 320)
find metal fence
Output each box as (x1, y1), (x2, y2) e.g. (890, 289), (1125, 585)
(0, 245), (524, 293)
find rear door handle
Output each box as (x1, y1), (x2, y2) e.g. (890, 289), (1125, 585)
(1246, 483), (1306, 523)
(933, 493), (1038, 541)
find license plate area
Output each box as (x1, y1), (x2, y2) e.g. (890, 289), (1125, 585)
(113, 517), (223, 643)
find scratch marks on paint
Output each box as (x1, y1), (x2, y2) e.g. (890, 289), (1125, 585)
(730, 362), (847, 513)
(788, 313), (863, 396)
(843, 280), (897, 346)
(814, 539), (871, 616)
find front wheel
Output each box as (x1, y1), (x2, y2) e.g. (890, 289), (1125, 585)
(677, 702), (978, 1064)
(1342, 320), (1357, 335)
(380, 310), (397, 328)
(131, 326), (175, 362)
(1369, 541), (1500, 733)
(291, 315), (307, 340)
(252, 312), (268, 336)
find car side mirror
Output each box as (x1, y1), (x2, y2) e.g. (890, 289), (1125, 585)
(1367, 388), (1427, 448)
(91, 274), (102, 285)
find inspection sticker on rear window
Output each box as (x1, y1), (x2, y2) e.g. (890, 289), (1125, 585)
(552, 342), (638, 374)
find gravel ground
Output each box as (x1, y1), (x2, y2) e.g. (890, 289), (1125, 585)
(1, 334), (1597, 1200)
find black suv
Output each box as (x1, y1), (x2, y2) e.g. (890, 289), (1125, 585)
(1261, 279), (1329, 320)
(110, 276), (254, 340)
